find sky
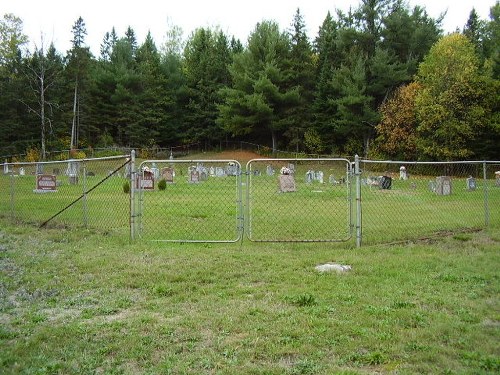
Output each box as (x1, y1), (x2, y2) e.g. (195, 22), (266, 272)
(1, 0), (496, 55)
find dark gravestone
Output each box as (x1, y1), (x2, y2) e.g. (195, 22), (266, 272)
(380, 176), (392, 190)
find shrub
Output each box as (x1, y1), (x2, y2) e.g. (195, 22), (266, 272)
(123, 181), (130, 194)
(158, 179), (167, 191)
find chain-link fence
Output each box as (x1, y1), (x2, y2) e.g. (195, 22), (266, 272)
(135, 159), (243, 242)
(2, 154), (499, 246)
(245, 158), (353, 242)
(357, 159), (500, 245)
(0, 156), (130, 235)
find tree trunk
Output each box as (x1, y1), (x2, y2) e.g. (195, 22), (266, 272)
(70, 81), (78, 150)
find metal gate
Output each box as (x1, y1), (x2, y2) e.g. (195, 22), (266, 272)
(136, 159), (243, 242)
(245, 158), (353, 242)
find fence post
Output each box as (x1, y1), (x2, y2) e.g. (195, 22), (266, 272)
(355, 155), (362, 248)
(483, 161), (489, 227)
(82, 160), (88, 227)
(130, 150), (136, 241)
(9, 165), (15, 221)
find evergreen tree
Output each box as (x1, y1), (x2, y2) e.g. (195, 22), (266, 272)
(218, 21), (299, 152)
(0, 13), (29, 155)
(285, 8), (316, 152)
(65, 17), (94, 150)
(183, 28), (232, 146)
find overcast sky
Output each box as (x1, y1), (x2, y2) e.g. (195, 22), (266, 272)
(1, 0), (496, 55)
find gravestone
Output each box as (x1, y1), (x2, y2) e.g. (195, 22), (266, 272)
(428, 181), (436, 193)
(3, 159), (8, 174)
(315, 171), (324, 184)
(266, 165), (275, 176)
(136, 170), (154, 190)
(215, 167), (225, 177)
(35, 163), (44, 175)
(466, 176), (476, 191)
(161, 167), (175, 183)
(151, 163), (160, 180)
(305, 170), (314, 183)
(200, 170), (208, 181)
(34, 174), (57, 193)
(226, 162), (238, 176)
(288, 163), (295, 174)
(189, 170), (200, 183)
(496, 171), (500, 187)
(329, 175), (338, 185)
(66, 160), (79, 184)
(380, 176), (392, 190)
(209, 166), (215, 177)
(19, 167), (25, 176)
(435, 176), (452, 195)
(279, 174), (296, 193)
(399, 166), (408, 180)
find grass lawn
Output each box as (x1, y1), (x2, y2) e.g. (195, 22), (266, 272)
(1, 220), (499, 374)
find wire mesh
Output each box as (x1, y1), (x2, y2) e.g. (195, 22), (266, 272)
(246, 158), (352, 242)
(0, 156), (130, 235)
(359, 160), (500, 245)
(137, 160), (242, 242)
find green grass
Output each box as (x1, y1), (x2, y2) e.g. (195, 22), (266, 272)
(0, 221), (499, 374)
(0, 159), (499, 245)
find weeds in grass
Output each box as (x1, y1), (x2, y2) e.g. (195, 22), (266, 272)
(0, 221), (499, 374)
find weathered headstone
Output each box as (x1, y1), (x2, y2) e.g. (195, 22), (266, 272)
(19, 167), (25, 176)
(209, 166), (215, 177)
(136, 169), (155, 190)
(428, 180), (436, 193)
(380, 176), (392, 190)
(266, 165), (275, 176)
(161, 167), (175, 183)
(35, 163), (44, 175)
(215, 167), (225, 177)
(435, 176), (452, 195)
(151, 163), (160, 180)
(189, 170), (200, 183)
(66, 160), (79, 184)
(466, 176), (476, 191)
(226, 162), (238, 176)
(496, 171), (500, 187)
(316, 171), (324, 184)
(399, 165), (408, 180)
(279, 174), (296, 193)
(305, 170), (314, 183)
(3, 159), (8, 174)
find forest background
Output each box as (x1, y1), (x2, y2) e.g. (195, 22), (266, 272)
(1, 0), (499, 161)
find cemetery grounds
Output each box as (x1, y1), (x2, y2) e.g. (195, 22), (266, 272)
(0, 151), (499, 373)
